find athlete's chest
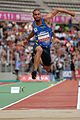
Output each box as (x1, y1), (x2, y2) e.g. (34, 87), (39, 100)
(33, 24), (48, 33)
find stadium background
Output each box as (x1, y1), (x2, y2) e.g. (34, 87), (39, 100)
(0, 0), (80, 120)
(0, 0), (80, 81)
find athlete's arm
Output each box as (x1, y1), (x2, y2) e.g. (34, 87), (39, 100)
(24, 23), (35, 46)
(52, 28), (61, 43)
(54, 38), (61, 43)
(44, 8), (75, 23)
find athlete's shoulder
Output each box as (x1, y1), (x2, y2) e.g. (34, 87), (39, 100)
(43, 17), (46, 22)
(43, 17), (51, 24)
(32, 21), (35, 28)
(31, 23), (33, 28)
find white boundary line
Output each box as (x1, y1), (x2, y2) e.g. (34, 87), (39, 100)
(77, 80), (80, 109)
(0, 82), (20, 86)
(0, 79), (66, 110)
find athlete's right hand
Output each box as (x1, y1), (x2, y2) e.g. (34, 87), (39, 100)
(23, 40), (28, 46)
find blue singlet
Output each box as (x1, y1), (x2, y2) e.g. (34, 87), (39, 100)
(33, 17), (53, 48)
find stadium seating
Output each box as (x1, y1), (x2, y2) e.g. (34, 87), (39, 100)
(0, 0), (47, 14)
(0, 0), (80, 15)
(43, 0), (80, 14)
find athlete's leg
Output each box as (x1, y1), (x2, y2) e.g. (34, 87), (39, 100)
(39, 58), (51, 72)
(43, 66), (51, 72)
(37, 65), (41, 80)
(32, 46), (43, 79)
(34, 46), (43, 71)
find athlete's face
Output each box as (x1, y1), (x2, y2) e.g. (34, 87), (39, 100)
(33, 10), (41, 22)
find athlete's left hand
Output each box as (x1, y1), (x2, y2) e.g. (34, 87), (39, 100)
(71, 12), (75, 17)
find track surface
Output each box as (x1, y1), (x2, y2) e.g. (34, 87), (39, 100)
(4, 80), (79, 110)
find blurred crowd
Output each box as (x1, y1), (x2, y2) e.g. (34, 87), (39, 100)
(0, 19), (80, 78)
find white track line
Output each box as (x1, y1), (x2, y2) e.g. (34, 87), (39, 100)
(0, 81), (21, 86)
(0, 83), (19, 86)
(77, 80), (80, 109)
(0, 79), (66, 110)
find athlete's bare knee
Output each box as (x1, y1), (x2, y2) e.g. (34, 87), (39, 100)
(36, 46), (43, 54)
(44, 66), (51, 72)
(46, 68), (51, 72)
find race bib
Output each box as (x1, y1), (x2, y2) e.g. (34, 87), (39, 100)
(38, 31), (50, 45)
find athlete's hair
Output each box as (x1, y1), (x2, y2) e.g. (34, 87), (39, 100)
(33, 9), (40, 14)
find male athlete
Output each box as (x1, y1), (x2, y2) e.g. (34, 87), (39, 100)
(24, 8), (75, 79)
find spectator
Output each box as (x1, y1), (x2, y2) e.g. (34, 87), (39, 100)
(15, 59), (21, 80)
(0, 21), (79, 76)
(70, 53), (76, 80)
